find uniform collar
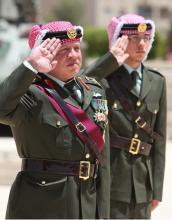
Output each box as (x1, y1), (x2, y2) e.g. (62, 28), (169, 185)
(123, 63), (142, 80)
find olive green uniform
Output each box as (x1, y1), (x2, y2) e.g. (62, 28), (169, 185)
(85, 52), (167, 219)
(0, 64), (110, 219)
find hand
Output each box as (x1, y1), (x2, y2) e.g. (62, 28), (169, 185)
(151, 199), (160, 211)
(27, 38), (61, 73)
(110, 35), (129, 66)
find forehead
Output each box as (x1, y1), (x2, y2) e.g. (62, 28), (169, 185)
(129, 33), (150, 36)
(60, 42), (81, 49)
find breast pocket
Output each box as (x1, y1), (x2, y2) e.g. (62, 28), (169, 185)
(110, 100), (132, 134)
(146, 102), (159, 126)
(42, 113), (73, 149)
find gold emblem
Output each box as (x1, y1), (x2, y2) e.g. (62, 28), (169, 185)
(67, 27), (77, 39)
(138, 23), (147, 33)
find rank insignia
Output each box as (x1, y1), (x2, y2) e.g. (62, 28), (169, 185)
(67, 27), (77, 39)
(138, 23), (147, 33)
(91, 93), (108, 114)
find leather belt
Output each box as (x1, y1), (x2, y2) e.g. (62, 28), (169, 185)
(110, 135), (152, 156)
(21, 158), (99, 181)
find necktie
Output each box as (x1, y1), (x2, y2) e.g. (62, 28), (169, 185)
(131, 71), (140, 95)
(65, 79), (83, 104)
(131, 71), (137, 85)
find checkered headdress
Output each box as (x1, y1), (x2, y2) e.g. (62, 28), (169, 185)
(107, 14), (155, 59)
(28, 21), (83, 49)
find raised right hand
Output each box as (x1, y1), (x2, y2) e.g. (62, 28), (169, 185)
(27, 38), (61, 73)
(110, 35), (129, 66)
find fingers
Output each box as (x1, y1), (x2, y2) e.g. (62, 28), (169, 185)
(114, 35), (128, 51)
(42, 38), (61, 53)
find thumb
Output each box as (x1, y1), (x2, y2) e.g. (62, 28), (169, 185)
(51, 60), (58, 70)
(124, 53), (129, 60)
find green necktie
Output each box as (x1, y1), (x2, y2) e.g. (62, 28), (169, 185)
(131, 71), (140, 95)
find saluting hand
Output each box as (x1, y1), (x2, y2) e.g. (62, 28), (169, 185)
(110, 35), (129, 66)
(27, 38), (61, 73)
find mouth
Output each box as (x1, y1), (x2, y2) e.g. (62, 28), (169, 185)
(67, 62), (79, 67)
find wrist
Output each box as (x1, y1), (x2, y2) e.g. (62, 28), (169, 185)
(23, 60), (38, 74)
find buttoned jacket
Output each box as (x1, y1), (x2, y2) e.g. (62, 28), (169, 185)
(0, 64), (110, 219)
(85, 52), (166, 203)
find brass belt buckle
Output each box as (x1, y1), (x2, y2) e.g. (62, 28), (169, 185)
(129, 138), (141, 155)
(79, 161), (90, 180)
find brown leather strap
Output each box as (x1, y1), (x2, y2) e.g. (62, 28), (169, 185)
(21, 158), (98, 180)
(107, 76), (162, 141)
(110, 135), (152, 156)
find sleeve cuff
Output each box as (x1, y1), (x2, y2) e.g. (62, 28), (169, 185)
(23, 60), (38, 74)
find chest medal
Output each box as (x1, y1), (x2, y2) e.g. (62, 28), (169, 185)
(91, 92), (108, 127)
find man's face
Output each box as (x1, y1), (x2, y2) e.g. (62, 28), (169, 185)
(125, 33), (151, 67)
(50, 42), (82, 81)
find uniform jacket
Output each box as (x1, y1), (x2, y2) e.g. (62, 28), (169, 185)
(85, 52), (167, 204)
(0, 64), (110, 219)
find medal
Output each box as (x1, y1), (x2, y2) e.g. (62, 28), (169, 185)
(91, 92), (108, 126)
(94, 111), (107, 123)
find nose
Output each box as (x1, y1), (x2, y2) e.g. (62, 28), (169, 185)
(68, 48), (77, 58)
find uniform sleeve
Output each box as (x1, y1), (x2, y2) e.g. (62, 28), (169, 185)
(152, 76), (167, 201)
(81, 52), (119, 80)
(0, 64), (36, 125)
(97, 124), (110, 218)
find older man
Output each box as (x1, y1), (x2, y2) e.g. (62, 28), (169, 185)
(0, 20), (107, 219)
(0, 20), (128, 219)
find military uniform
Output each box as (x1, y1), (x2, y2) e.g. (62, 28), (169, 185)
(0, 64), (110, 219)
(85, 53), (167, 218)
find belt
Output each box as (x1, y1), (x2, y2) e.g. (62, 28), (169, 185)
(110, 135), (152, 156)
(21, 158), (99, 181)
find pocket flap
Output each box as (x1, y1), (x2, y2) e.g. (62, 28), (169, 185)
(42, 113), (68, 128)
(147, 102), (159, 114)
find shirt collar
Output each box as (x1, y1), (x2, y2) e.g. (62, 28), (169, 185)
(123, 63), (142, 79)
(45, 73), (67, 87)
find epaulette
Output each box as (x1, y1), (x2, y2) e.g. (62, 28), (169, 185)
(83, 76), (102, 87)
(147, 67), (164, 78)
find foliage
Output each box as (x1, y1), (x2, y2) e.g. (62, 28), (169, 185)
(148, 31), (167, 59)
(84, 27), (108, 57)
(50, 0), (84, 24)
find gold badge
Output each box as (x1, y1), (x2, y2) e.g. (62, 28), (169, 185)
(67, 28), (77, 39)
(138, 23), (147, 33)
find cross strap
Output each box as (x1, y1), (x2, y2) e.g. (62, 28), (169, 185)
(107, 76), (162, 141)
(36, 85), (105, 165)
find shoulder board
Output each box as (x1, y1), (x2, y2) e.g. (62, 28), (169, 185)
(83, 76), (102, 87)
(147, 67), (164, 78)
(77, 76), (103, 90)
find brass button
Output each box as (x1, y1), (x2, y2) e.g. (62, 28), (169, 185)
(85, 153), (90, 159)
(154, 109), (158, 114)
(113, 102), (118, 109)
(56, 121), (61, 127)
(134, 133), (139, 138)
(136, 100), (141, 107)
